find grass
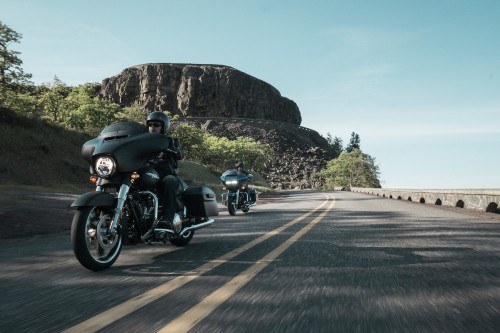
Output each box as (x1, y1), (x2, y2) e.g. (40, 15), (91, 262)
(0, 112), (275, 198)
(0, 120), (91, 191)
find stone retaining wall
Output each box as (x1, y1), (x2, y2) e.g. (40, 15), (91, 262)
(349, 188), (500, 213)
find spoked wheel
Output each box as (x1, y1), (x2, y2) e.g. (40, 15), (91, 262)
(169, 230), (195, 246)
(228, 196), (237, 216)
(71, 206), (122, 271)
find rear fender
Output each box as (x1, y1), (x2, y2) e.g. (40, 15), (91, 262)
(71, 191), (116, 208)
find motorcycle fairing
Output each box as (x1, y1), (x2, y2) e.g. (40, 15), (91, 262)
(81, 122), (171, 172)
(220, 169), (253, 191)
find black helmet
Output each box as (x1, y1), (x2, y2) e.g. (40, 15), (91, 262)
(147, 111), (170, 134)
(235, 161), (244, 168)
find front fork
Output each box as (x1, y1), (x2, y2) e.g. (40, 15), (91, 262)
(222, 190), (249, 206)
(96, 184), (130, 234)
(225, 190), (239, 206)
(235, 189), (240, 205)
(235, 190), (250, 206)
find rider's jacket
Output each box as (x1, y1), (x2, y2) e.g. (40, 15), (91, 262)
(149, 136), (183, 176)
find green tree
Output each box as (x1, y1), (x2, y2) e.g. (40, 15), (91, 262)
(317, 148), (380, 189)
(40, 76), (71, 123)
(326, 132), (343, 158)
(1, 88), (40, 117)
(0, 21), (32, 95)
(199, 134), (273, 173)
(228, 136), (273, 171)
(116, 103), (149, 124)
(63, 83), (121, 135)
(345, 132), (361, 153)
(170, 123), (206, 160)
(169, 123), (273, 173)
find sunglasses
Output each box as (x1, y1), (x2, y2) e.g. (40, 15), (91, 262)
(148, 122), (162, 128)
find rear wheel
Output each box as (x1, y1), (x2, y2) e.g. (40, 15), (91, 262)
(71, 206), (122, 271)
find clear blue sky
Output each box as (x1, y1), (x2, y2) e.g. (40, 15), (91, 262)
(2, 0), (499, 189)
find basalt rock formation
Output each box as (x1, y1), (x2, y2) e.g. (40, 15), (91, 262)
(100, 63), (334, 188)
(100, 63), (301, 125)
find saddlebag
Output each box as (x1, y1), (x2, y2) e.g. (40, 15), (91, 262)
(183, 186), (219, 217)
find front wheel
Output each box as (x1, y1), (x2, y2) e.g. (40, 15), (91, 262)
(71, 206), (122, 271)
(228, 196), (237, 216)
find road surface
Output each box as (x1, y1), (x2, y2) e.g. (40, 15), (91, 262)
(0, 190), (499, 332)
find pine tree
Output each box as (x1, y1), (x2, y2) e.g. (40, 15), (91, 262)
(345, 132), (361, 152)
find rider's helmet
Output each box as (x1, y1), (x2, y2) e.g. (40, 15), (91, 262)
(235, 161), (244, 169)
(147, 111), (170, 134)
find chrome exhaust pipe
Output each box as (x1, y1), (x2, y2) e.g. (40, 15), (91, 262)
(142, 218), (215, 241)
(180, 218), (215, 236)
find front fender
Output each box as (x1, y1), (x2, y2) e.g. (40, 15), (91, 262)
(71, 191), (116, 208)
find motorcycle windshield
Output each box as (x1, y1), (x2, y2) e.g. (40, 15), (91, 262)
(220, 169), (251, 182)
(100, 121), (146, 138)
(81, 121), (170, 172)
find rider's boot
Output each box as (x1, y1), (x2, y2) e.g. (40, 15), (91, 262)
(156, 214), (182, 233)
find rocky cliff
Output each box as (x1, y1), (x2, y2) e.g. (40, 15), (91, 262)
(100, 63), (334, 189)
(100, 63), (301, 125)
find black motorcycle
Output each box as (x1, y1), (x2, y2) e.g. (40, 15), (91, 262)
(70, 122), (219, 271)
(220, 169), (257, 215)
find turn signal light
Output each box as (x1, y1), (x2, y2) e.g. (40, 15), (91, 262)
(89, 175), (98, 183)
(131, 172), (140, 180)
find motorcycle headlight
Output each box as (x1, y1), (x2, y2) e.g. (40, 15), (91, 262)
(224, 179), (238, 186)
(95, 156), (116, 178)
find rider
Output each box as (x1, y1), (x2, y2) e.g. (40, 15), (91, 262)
(147, 111), (185, 230)
(235, 161), (252, 186)
(235, 161), (249, 175)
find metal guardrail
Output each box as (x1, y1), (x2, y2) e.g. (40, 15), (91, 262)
(349, 187), (500, 213)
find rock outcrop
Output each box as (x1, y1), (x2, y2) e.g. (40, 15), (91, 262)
(100, 63), (301, 125)
(100, 63), (334, 188)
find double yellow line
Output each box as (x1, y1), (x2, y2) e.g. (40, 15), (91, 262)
(64, 194), (335, 333)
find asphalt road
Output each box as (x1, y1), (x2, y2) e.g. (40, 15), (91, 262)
(0, 190), (499, 333)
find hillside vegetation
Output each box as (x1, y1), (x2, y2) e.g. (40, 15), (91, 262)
(0, 108), (89, 190)
(0, 108), (271, 197)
